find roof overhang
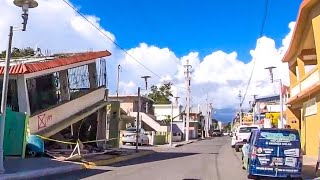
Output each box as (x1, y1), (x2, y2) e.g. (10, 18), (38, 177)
(0, 50), (111, 76)
(282, 0), (318, 62)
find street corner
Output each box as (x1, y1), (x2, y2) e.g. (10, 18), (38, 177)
(85, 150), (156, 166)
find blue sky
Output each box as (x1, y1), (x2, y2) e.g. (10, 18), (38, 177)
(70, 0), (301, 61)
(0, 0), (303, 122)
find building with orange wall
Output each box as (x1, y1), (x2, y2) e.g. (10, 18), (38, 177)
(283, 0), (320, 157)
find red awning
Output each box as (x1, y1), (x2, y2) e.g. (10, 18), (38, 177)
(0, 50), (111, 75)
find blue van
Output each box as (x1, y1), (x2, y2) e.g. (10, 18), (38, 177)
(242, 128), (302, 179)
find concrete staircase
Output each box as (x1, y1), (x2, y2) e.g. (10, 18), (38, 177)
(130, 112), (168, 132)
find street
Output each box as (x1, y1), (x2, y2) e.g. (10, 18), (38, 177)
(37, 136), (248, 180)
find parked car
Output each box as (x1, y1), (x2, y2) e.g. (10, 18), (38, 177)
(242, 128), (302, 179)
(229, 131), (234, 137)
(122, 127), (149, 146)
(231, 125), (260, 151)
(211, 129), (222, 137)
(223, 132), (229, 136)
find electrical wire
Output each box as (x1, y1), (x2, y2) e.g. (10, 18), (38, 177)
(240, 0), (269, 106)
(62, 0), (187, 90)
(62, 0), (161, 79)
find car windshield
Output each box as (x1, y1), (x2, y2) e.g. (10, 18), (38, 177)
(213, 130), (220, 132)
(239, 127), (258, 133)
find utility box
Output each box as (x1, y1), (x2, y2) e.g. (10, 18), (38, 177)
(2, 108), (28, 158)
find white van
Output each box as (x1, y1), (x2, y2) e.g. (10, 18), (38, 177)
(231, 125), (260, 151)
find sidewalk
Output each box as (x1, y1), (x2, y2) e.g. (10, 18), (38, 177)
(303, 156), (319, 179)
(1, 139), (201, 180)
(2, 157), (85, 180)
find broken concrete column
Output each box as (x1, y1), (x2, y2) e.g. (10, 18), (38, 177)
(59, 70), (70, 101)
(17, 75), (30, 114)
(108, 101), (120, 148)
(96, 108), (107, 149)
(88, 63), (97, 89)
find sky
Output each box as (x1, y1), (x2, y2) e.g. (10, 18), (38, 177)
(0, 0), (302, 122)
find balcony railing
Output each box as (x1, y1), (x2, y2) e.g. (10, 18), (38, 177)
(290, 67), (319, 97)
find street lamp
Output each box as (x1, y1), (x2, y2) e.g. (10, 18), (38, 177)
(141, 75), (151, 90)
(14, 0), (39, 31)
(135, 76), (151, 152)
(238, 90), (242, 125)
(264, 66), (284, 129)
(0, 0), (38, 174)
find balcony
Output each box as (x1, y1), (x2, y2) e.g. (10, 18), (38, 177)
(290, 67), (320, 102)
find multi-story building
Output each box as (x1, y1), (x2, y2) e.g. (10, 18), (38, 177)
(108, 95), (168, 132)
(0, 50), (111, 147)
(283, 0), (320, 157)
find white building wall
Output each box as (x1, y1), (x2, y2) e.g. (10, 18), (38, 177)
(153, 104), (181, 121)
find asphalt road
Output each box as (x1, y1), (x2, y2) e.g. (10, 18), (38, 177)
(36, 136), (248, 180)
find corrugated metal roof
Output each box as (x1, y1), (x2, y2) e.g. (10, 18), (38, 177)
(0, 50), (111, 75)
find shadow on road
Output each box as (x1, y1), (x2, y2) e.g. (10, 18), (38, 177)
(35, 169), (111, 180)
(110, 152), (199, 167)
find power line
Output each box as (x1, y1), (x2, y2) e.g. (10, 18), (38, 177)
(62, 0), (187, 90)
(241, 0), (269, 106)
(62, 0), (161, 79)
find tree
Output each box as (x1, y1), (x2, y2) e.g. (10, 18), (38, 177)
(148, 82), (173, 104)
(225, 122), (232, 132)
(0, 47), (35, 58)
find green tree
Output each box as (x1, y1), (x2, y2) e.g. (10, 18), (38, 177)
(0, 47), (35, 58)
(225, 122), (232, 132)
(148, 82), (173, 104)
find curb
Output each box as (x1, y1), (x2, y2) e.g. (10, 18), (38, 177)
(86, 150), (155, 166)
(3, 142), (195, 179)
(174, 139), (201, 147)
(2, 150), (155, 179)
(2, 164), (85, 180)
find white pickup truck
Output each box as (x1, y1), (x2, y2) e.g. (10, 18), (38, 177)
(231, 125), (260, 152)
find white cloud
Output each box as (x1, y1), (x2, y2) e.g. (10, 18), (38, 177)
(114, 22), (295, 110)
(0, 0), (295, 112)
(0, 0), (115, 53)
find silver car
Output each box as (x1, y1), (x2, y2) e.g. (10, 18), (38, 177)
(122, 127), (149, 146)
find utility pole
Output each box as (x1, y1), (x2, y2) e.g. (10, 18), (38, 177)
(135, 87), (140, 152)
(238, 91), (242, 125)
(116, 64), (121, 101)
(135, 76), (151, 152)
(264, 66), (284, 129)
(252, 95), (257, 125)
(209, 103), (213, 132)
(184, 60), (192, 142)
(205, 92), (209, 137)
(170, 103), (173, 146)
(0, 0), (38, 174)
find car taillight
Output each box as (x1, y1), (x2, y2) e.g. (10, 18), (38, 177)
(251, 147), (257, 159)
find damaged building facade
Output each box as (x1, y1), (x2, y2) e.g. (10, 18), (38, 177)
(0, 50), (120, 155)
